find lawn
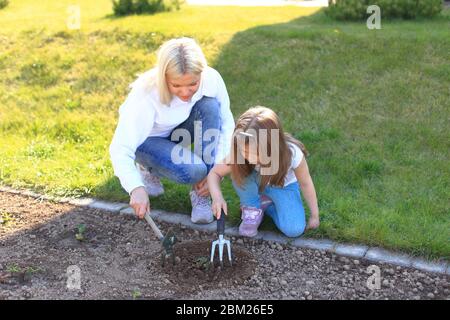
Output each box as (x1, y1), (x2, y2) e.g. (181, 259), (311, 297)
(0, 1), (449, 259)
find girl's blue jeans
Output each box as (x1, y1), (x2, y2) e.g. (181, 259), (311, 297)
(135, 96), (221, 184)
(232, 171), (306, 238)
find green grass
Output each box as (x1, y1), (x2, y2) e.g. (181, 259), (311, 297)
(0, 1), (449, 260)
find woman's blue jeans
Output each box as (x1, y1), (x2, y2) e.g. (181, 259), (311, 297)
(135, 96), (221, 184)
(232, 171), (306, 238)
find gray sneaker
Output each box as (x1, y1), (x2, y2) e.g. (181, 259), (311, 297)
(136, 163), (164, 197)
(189, 190), (214, 224)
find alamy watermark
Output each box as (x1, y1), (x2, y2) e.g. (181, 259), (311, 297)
(366, 265), (381, 290)
(66, 265), (81, 290)
(67, 5), (81, 30)
(367, 5), (381, 30)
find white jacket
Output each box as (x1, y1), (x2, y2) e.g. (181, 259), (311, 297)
(109, 66), (235, 194)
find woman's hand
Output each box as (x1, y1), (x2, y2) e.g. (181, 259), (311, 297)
(211, 196), (227, 219)
(194, 177), (210, 197)
(130, 186), (150, 219)
(306, 215), (320, 231)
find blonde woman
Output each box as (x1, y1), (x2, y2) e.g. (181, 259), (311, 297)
(110, 37), (235, 224)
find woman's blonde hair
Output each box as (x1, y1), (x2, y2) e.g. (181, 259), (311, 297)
(151, 37), (208, 105)
(229, 106), (308, 192)
(130, 38), (206, 104)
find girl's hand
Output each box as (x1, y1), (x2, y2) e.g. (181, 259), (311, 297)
(130, 186), (150, 219)
(306, 216), (320, 231)
(211, 197), (227, 219)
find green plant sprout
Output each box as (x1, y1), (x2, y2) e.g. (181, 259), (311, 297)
(132, 289), (142, 300)
(6, 264), (22, 273)
(0, 211), (14, 226)
(75, 223), (86, 241)
(194, 256), (210, 270)
(6, 264), (43, 274)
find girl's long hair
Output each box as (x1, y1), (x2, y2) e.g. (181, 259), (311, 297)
(229, 106), (308, 192)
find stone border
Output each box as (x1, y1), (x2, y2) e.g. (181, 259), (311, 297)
(1, 185), (448, 276)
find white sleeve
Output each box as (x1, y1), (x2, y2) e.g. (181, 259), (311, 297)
(109, 89), (155, 194)
(214, 72), (235, 164)
(291, 143), (304, 170)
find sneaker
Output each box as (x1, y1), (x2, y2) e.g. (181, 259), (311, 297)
(239, 206), (264, 237)
(189, 190), (214, 224)
(260, 194), (273, 212)
(136, 163), (164, 197)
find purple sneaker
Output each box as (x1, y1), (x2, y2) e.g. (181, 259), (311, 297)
(239, 206), (264, 237)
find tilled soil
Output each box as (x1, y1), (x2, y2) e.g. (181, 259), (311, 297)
(0, 191), (448, 300)
(161, 240), (256, 293)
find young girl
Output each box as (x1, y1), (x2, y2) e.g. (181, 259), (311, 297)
(207, 106), (319, 238)
(109, 37), (235, 224)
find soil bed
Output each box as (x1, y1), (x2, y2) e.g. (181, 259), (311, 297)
(0, 191), (448, 300)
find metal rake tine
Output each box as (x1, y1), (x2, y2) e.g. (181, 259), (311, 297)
(226, 241), (232, 266)
(210, 241), (217, 264)
(219, 240), (224, 267)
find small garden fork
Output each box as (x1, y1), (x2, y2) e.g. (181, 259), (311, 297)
(210, 209), (232, 268)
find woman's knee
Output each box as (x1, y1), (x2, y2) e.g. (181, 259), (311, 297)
(197, 96), (220, 110)
(195, 97), (221, 119)
(173, 163), (207, 184)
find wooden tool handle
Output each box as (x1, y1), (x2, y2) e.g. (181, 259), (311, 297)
(144, 212), (164, 240)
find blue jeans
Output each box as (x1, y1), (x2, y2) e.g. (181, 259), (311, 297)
(135, 96), (221, 184)
(232, 171), (306, 238)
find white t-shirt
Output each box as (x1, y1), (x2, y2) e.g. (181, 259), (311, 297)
(109, 66), (235, 194)
(255, 142), (303, 187)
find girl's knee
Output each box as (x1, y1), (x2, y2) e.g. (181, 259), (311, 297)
(232, 179), (259, 198)
(279, 223), (305, 238)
